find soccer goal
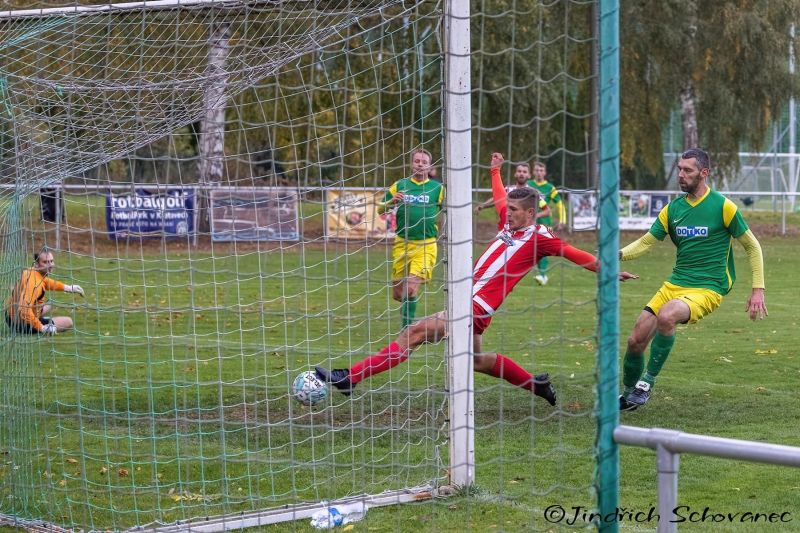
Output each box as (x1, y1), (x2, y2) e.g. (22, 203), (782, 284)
(0, 0), (620, 530)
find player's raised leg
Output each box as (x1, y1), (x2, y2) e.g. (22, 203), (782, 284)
(472, 332), (556, 406)
(316, 311), (448, 395)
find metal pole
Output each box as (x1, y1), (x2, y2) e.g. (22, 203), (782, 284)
(772, 124), (778, 211)
(615, 425), (800, 532)
(614, 425), (800, 466)
(596, 0), (620, 530)
(444, 0), (475, 488)
(789, 25), (796, 213)
(782, 190), (786, 236)
(656, 444), (679, 533)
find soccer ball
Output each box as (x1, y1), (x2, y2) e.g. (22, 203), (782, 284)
(292, 370), (328, 406)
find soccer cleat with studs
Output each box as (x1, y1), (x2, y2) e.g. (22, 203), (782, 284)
(619, 394), (639, 412)
(626, 380), (652, 407)
(533, 373), (557, 406)
(534, 274), (548, 286)
(314, 367), (355, 396)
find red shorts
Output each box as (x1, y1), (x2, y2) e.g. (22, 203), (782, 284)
(472, 301), (493, 335)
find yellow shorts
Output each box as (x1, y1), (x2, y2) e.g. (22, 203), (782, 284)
(391, 237), (437, 281)
(646, 281), (722, 324)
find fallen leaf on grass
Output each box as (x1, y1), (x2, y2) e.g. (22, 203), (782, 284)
(717, 356), (733, 363)
(754, 349), (778, 355)
(118, 468), (129, 477)
(65, 458), (78, 464)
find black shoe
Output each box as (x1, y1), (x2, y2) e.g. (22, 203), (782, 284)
(314, 367), (355, 396)
(533, 373), (557, 406)
(627, 380), (651, 407)
(619, 394), (638, 412)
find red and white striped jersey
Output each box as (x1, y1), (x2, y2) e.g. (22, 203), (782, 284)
(472, 224), (566, 315)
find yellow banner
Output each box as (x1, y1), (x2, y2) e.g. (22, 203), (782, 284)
(325, 189), (396, 240)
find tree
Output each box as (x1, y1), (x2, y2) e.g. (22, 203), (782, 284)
(621, 0), (800, 182)
(196, 22), (231, 231)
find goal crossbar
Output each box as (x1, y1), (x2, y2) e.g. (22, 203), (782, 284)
(0, 0), (318, 21)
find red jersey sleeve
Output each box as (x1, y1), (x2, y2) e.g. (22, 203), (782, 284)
(490, 167), (507, 230)
(560, 244), (598, 271)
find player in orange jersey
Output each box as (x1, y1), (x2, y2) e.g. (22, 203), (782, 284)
(5, 247), (84, 335)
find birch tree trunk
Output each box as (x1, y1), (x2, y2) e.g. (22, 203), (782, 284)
(680, 81), (699, 150)
(197, 22), (231, 233)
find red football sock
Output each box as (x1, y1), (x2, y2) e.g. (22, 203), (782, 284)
(490, 354), (535, 391)
(349, 341), (409, 385)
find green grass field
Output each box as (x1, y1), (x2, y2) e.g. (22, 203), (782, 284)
(1, 196), (798, 532)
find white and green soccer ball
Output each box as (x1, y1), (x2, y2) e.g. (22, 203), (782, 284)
(292, 370), (328, 406)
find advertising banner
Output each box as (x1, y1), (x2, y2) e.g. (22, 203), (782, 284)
(106, 189), (194, 239)
(210, 188), (299, 241)
(569, 191), (673, 231)
(570, 191), (599, 231)
(619, 192), (671, 230)
(325, 189), (396, 240)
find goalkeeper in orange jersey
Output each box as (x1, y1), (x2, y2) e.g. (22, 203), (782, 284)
(4, 247), (84, 335)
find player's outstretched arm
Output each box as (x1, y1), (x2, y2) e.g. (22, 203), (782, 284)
(561, 245), (638, 281)
(619, 232), (658, 261)
(64, 284), (85, 297)
(736, 229), (768, 320)
(489, 152), (506, 211)
(475, 197), (496, 213)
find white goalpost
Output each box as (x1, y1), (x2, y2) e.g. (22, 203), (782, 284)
(1, 0), (605, 530)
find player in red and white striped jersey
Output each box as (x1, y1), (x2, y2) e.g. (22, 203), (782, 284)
(316, 153), (638, 406)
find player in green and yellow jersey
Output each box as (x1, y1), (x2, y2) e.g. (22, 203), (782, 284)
(618, 148), (768, 410)
(527, 161), (566, 285)
(379, 149), (445, 328)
